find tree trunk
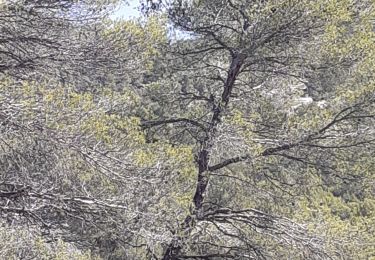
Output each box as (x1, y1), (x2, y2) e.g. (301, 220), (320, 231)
(162, 53), (245, 259)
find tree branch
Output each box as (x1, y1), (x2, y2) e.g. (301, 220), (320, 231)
(209, 143), (298, 172)
(140, 118), (206, 130)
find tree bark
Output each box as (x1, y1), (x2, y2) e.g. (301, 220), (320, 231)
(162, 53), (246, 259)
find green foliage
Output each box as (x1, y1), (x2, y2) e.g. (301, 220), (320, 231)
(0, 225), (96, 260)
(0, 0), (374, 259)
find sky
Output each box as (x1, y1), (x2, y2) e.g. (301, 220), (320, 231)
(111, 0), (141, 20)
(110, 1), (191, 39)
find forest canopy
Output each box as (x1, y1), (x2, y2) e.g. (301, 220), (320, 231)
(0, 0), (374, 259)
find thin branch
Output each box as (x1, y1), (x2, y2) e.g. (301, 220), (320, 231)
(140, 118), (206, 130)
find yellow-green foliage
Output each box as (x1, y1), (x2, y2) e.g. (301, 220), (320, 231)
(287, 105), (334, 132)
(0, 226), (97, 260)
(320, 0), (375, 102)
(105, 15), (167, 69)
(134, 142), (195, 177)
(290, 150), (375, 258)
(133, 141), (196, 215)
(0, 79), (146, 146)
(0, 78), (148, 194)
(296, 186), (375, 259)
(224, 109), (265, 155)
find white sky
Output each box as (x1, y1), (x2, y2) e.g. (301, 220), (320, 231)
(111, 0), (141, 20)
(110, 1), (191, 40)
